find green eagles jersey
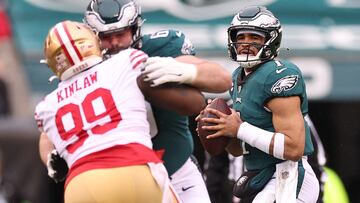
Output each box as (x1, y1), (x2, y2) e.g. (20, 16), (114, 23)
(230, 60), (314, 171)
(141, 29), (196, 175)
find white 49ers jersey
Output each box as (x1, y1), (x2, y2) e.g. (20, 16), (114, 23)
(35, 48), (150, 167)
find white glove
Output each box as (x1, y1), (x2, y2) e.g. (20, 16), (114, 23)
(141, 56), (197, 86)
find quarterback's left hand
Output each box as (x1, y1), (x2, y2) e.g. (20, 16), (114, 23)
(141, 56), (197, 86)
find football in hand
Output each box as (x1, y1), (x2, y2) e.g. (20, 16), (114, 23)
(197, 98), (231, 155)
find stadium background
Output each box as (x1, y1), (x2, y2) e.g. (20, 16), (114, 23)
(1, 0), (360, 202)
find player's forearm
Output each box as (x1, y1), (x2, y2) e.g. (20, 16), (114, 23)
(191, 62), (232, 93)
(237, 122), (305, 161)
(137, 76), (206, 115)
(175, 55), (232, 92)
(39, 132), (55, 165)
(225, 138), (243, 157)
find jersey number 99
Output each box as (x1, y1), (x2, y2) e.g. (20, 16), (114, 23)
(55, 88), (121, 153)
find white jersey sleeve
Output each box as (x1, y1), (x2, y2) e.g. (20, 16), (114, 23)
(34, 48), (151, 167)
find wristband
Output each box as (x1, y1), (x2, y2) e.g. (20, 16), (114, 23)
(273, 133), (285, 160)
(237, 122), (273, 154)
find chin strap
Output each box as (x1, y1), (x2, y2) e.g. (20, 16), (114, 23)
(48, 75), (59, 84)
(60, 56), (102, 80)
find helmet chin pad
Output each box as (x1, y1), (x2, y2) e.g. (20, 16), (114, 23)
(235, 45), (264, 68)
(238, 60), (262, 69)
(236, 55), (262, 69)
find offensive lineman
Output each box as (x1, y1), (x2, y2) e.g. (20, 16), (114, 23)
(82, 0), (232, 202)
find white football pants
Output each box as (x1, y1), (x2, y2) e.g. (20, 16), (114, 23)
(170, 157), (211, 203)
(252, 157), (319, 203)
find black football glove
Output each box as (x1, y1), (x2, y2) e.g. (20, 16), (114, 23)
(46, 150), (68, 183)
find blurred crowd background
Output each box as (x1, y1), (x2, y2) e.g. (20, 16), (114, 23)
(1, 0), (360, 202)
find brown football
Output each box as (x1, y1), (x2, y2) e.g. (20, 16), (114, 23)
(197, 98), (231, 155)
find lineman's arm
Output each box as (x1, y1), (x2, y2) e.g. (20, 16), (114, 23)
(39, 132), (68, 182)
(137, 75), (206, 115)
(142, 55), (232, 93)
(176, 55), (232, 93)
(39, 132), (54, 165)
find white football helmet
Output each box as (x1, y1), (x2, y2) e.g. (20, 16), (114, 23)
(84, 0), (144, 48)
(227, 6), (282, 68)
(44, 20), (102, 80)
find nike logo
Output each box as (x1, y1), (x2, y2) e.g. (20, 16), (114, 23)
(276, 68), (287, 74)
(169, 73), (182, 76)
(182, 185), (195, 191)
(176, 31), (182, 38)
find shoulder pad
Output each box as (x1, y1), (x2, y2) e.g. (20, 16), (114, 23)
(141, 29), (195, 57)
(262, 60), (305, 97)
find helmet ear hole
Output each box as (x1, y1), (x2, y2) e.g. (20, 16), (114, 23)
(229, 30), (237, 43)
(229, 46), (237, 61)
(263, 46), (272, 58)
